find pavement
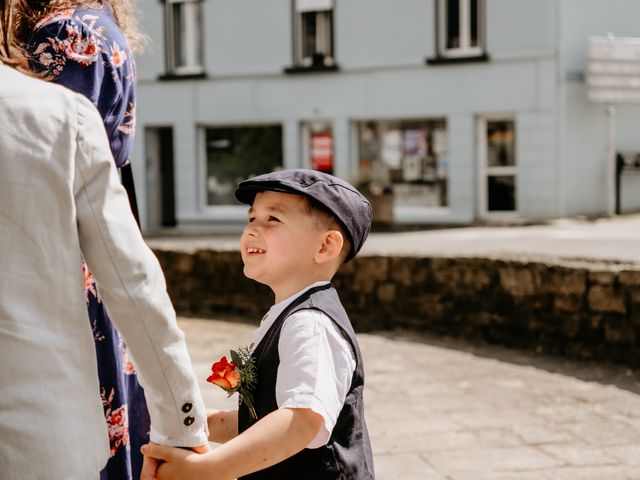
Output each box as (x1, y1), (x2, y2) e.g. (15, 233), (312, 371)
(156, 214), (640, 479)
(149, 213), (640, 264)
(181, 317), (640, 480)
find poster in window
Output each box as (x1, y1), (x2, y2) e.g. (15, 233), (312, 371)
(311, 132), (333, 173)
(382, 130), (402, 169)
(402, 129), (428, 156)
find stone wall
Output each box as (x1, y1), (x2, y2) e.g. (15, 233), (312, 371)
(153, 248), (640, 366)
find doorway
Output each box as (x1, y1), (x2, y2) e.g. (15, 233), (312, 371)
(478, 117), (517, 218)
(145, 127), (176, 229)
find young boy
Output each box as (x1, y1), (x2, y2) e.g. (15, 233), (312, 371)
(141, 169), (375, 479)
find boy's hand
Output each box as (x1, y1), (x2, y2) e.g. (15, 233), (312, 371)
(140, 442), (210, 480)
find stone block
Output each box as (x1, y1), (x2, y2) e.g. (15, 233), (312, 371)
(604, 317), (635, 344)
(562, 315), (582, 337)
(498, 266), (535, 297)
(376, 283), (396, 303)
(357, 256), (389, 281)
(588, 270), (617, 285)
(588, 285), (626, 314)
(389, 257), (428, 286)
(630, 290), (640, 321)
(352, 273), (377, 295)
(547, 268), (587, 296)
(431, 258), (460, 285)
(553, 295), (583, 313)
(619, 270), (640, 286)
(460, 263), (493, 291)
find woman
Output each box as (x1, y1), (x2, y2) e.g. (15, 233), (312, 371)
(18, 2), (149, 478)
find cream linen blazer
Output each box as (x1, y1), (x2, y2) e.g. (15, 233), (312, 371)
(0, 63), (208, 479)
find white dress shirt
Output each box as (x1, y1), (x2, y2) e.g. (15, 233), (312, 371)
(251, 282), (356, 448)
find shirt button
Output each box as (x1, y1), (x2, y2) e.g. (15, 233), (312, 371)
(182, 402), (193, 413)
(184, 416), (195, 426)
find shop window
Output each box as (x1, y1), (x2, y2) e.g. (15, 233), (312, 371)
(429, 0), (487, 63)
(205, 126), (283, 205)
(356, 119), (448, 208)
(286, 0), (338, 73)
(164, 0), (204, 77)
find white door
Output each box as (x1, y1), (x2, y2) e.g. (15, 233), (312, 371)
(478, 117), (517, 218)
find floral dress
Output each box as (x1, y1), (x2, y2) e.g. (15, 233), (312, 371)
(28, 6), (148, 480)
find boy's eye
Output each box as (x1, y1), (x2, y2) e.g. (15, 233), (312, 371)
(268, 216), (280, 222)
(248, 216), (255, 223)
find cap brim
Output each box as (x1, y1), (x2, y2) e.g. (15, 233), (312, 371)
(234, 181), (300, 205)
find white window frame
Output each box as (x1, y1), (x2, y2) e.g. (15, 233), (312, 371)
(292, 0), (335, 67)
(165, 0), (204, 76)
(477, 115), (518, 219)
(437, 0), (484, 59)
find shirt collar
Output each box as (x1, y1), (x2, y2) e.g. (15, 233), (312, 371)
(250, 281), (330, 351)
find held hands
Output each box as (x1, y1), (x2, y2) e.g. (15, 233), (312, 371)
(140, 442), (210, 480)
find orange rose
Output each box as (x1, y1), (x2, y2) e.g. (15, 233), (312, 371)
(207, 356), (241, 391)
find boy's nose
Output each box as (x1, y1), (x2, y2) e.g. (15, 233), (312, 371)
(243, 223), (259, 237)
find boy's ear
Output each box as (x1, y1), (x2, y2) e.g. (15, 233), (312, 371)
(315, 229), (344, 264)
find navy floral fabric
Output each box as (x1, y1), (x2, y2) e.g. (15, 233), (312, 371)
(29, 6), (148, 480)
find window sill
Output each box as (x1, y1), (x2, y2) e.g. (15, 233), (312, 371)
(283, 64), (340, 74)
(158, 72), (208, 81)
(426, 53), (490, 66)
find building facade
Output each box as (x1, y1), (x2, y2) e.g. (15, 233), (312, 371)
(133, 0), (640, 231)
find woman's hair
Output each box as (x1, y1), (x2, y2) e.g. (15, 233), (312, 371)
(0, 0), (31, 71)
(19, 0), (143, 52)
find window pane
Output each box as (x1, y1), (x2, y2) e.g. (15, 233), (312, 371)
(487, 175), (516, 211)
(301, 11), (317, 61)
(171, 4), (184, 67)
(168, 1), (202, 71)
(205, 126), (283, 205)
(470, 0), (479, 47)
(301, 11), (333, 66)
(356, 119), (448, 208)
(487, 120), (516, 167)
(446, 0), (460, 49)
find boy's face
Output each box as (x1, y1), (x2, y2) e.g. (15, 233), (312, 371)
(240, 190), (327, 298)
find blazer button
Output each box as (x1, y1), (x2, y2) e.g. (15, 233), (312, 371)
(184, 416), (195, 426)
(182, 402), (193, 413)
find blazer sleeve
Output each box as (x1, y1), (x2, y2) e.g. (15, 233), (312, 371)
(72, 93), (208, 447)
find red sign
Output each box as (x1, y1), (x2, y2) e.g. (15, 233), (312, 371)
(311, 132), (333, 173)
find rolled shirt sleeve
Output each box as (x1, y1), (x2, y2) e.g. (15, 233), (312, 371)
(276, 309), (356, 449)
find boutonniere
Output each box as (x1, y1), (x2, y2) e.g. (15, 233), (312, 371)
(207, 346), (257, 421)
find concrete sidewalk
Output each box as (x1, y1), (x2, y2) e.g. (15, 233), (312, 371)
(148, 214), (640, 264)
(180, 317), (640, 480)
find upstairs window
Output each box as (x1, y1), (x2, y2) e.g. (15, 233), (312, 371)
(436, 0), (485, 60)
(288, 0), (337, 72)
(164, 0), (204, 76)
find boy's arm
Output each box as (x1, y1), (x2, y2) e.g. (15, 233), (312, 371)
(143, 407), (323, 480)
(207, 409), (238, 444)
